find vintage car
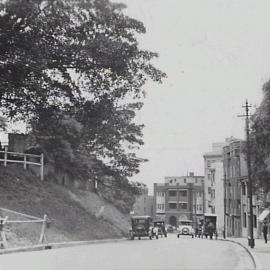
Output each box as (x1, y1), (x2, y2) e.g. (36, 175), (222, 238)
(202, 213), (217, 239)
(177, 220), (194, 238)
(153, 220), (167, 237)
(129, 216), (154, 240)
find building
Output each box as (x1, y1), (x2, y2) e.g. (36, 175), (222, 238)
(203, 141), (227, 234)
(153, 172), (204, 227)
(133, 186), (154, 217)
(223, 138), (262, 238)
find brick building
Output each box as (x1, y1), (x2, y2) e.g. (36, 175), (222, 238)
(153, 172), (204, 227)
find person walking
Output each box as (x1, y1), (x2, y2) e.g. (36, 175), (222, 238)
(263, 219), (268, 243)
(208, 222), (215, 240)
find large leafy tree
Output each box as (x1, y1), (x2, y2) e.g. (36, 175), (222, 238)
(0, 0), (165, 193)
(250, 80), (270, 192)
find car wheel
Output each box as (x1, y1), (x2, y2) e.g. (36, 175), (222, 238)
(177, 234), (180, 238)
(138, 237), (141, 240)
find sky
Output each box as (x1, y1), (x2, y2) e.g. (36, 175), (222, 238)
(118, 0), (270, 193)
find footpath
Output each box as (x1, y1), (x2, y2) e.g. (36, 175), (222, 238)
(224, 237), (270, 270)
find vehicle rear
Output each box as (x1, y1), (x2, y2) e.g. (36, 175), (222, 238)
(129, 216), (153, 240)
(177, 220), (194, 238)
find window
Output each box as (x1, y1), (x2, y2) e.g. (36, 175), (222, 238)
(243, 213), (247, 228)
(168, 190), (177, 197)
(168, 203), (177, 209)
(179, 203), (188, 210)
(242, 184), (246, 196)
(254, 215), (257, 228)
(208, 187), (211, 194)
(184, 178), (186, 183)
(179, 190), (187, 197)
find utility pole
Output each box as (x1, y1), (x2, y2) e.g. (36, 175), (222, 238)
(239, 100), (255, 248)
(223, 172), (226, 239)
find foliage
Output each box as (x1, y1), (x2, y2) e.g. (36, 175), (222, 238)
(250, 80), (270, 192)
(0, 0), (165, 202)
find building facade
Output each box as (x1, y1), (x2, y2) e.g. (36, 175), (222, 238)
(153, 172), (204, 227)
(223, 138), (261, 238)
(203, 142), (227, 234)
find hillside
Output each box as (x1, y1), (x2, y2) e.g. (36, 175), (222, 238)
(0, 165), (130, 248)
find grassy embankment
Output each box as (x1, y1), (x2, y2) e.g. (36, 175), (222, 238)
(0, 165), (130, 247)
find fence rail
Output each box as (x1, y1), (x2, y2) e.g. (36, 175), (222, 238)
(0, 147), (44, 180)
(0, 208), (49, 249)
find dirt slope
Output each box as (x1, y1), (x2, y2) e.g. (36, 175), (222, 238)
(0, 165), (130, 247)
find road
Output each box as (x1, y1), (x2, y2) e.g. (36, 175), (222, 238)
(0, 234), (255, 270)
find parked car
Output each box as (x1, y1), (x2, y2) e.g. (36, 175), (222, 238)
(177, 220), (194, 238)
(129, 216), (154, 240)
(153, 220), (167, 237)
(202, 213), (217, 239)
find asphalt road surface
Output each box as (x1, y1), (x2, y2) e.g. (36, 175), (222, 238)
(0, 234), (255, 270)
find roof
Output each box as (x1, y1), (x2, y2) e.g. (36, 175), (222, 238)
(204, 213), (217, 217)
(203, 151), (223, 158)
(131, 215), (152, 219)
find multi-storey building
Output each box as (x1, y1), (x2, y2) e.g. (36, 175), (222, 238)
(223, 138), (261, 238)
(153, 172), (204, 227)
(203, 141), (227, 234)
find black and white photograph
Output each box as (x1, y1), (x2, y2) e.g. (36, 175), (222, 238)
(0, 0), (270, 269)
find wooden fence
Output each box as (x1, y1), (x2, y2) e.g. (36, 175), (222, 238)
(0, 208), (49, 249)
(0, 147), (44, 180)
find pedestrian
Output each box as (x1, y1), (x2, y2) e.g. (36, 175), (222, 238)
(153, 226), (159, 239)
(263, 219), (268, 243)
(208, 222), (214, 240)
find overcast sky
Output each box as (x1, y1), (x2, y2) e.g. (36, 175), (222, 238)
(119, 0), (270, 193)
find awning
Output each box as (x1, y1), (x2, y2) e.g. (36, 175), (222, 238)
(258, 209), (270, 222)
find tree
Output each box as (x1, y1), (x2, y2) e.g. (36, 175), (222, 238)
(0, 0), (165, 121)
(0, 0), (165, 197)
(250, 80), (270, 192)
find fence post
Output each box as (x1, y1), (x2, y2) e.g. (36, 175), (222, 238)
(23, 154), (27, 170)
(40, 153), (44, 181)
(0, 216), (8, 249)
(39, 214), (47, 244)
(3, 147), (7, 167)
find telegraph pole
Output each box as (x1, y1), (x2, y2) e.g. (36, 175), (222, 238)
(223, 172), (226, 239)
(239, 100), (254, 248)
